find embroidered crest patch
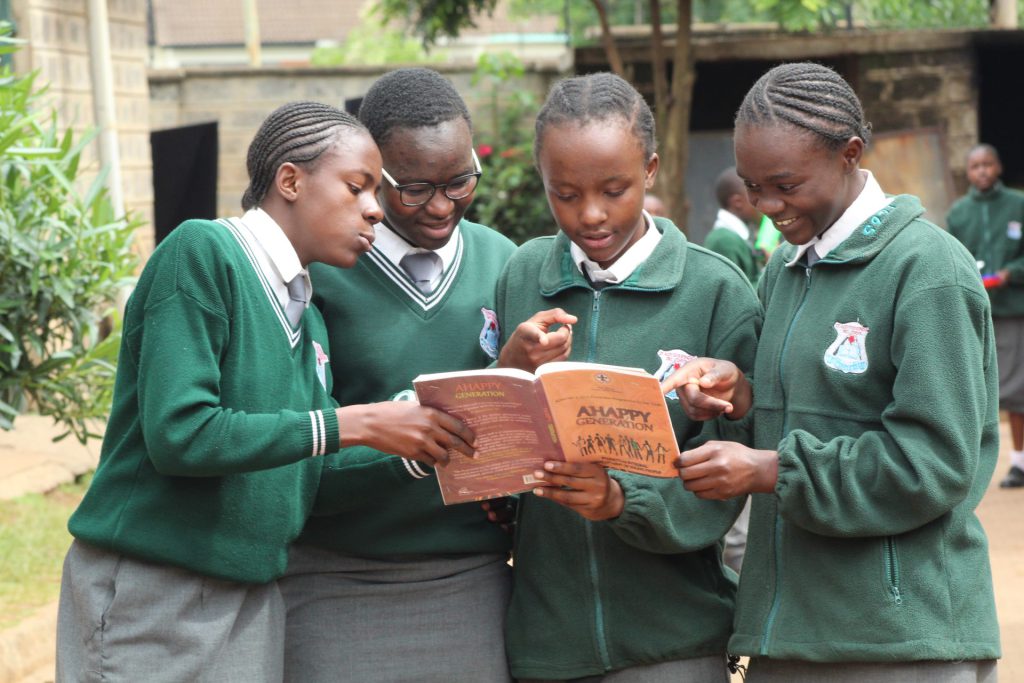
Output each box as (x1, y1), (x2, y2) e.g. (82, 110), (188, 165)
(824, 322), (869, 374)
(654, 349), (697, 400)
(312, 340), (330, 389)
(479, 307), (500, 359)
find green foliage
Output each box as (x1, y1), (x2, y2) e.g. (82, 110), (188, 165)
(371, 0), (499, 47)
(0, 28), (139, 443)
(311, 7), (445, 65)
(465, 53), (555, 245)
(0, 474), (90, 628)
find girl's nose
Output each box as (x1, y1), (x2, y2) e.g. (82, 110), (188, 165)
(580, 200), (607, 227)
(755, 196), (784, 217)
(364, 194), (384, 224)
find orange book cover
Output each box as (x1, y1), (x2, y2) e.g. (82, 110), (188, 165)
(413, 362), (679, 505)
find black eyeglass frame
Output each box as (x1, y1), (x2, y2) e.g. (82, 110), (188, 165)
(381, 149), (483, 207)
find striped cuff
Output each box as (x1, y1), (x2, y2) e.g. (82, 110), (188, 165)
(306, 408), (341, 457)
(400, 458), (434, 479)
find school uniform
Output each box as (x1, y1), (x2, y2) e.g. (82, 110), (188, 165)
(704, 208), (760, 283)
(496, 213), (762, 681)
(57, 209), (339, 682)
(280, 219), (517, 683)
(733, 176), (1000, 680)
(947, 180), (1024, 412)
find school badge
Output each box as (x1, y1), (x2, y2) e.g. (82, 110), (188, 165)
(824, 321), (869, 374)
(654, 348), (696, 401)
(312, 340), (330, 389)
(479, 307), (500, 359)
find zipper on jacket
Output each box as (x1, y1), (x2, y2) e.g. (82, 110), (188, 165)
(884, 536), (903, 606)
(587, 290), (602, 361)
(760, 265), (813, 656)
(584, 288), (612, 669)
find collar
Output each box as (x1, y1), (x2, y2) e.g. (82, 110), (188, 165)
(569, 211), (662, 284)
(786, 169), (891, 268)
(239, 208), (309, 300)
(373, 222), (461, 272)
(713, 209), (751, 241)
(969, 180), (1005, 201)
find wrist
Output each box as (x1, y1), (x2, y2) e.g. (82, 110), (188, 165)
(336, 404), (371, 448)
(754, 449), (779, 493)
(601, 478), (626, 520)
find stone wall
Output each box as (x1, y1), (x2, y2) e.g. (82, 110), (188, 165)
(148, 64), (563, 230)
(12, 0), (154, 253)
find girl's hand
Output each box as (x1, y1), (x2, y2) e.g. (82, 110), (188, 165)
(660, 358), (752, 421)
(676, 441), (778, 499)
(530, 461), (624, 521)
(336, 402), (476, 467)
(498, 308), (578, 372)
(481, 497), (517, 535)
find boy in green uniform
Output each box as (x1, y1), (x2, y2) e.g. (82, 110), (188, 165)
(947, 143), (1024, 488)
(56, 102), (474, 682)
(497, 72), (762, 682)
(704, 165), (762, 283)
(665, 62), (1000, 682)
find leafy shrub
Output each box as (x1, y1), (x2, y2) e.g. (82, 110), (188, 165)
(0, 26), (139, 442)
(465, 53), (556, 245)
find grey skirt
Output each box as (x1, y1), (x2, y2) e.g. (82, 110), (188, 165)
(281, 545), (512, 683)
(995, 316), (1024, 412)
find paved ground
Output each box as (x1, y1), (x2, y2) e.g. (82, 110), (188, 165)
(1, 416), (1023, 682)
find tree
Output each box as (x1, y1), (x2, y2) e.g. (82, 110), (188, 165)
(0, 25), (139, 443)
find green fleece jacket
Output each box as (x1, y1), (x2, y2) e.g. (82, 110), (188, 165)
(69, 219), (338, 584)
(946, 180), (1024, 318)
(731, 195), (1001, 662)
(298, 220), (516, 557)
(497, 218), (763, 679)
(704, 227), (759, 283)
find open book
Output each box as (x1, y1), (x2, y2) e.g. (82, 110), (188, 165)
(413, 361), (680, 504)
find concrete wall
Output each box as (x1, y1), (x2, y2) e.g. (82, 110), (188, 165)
(148, 64), (562, 227)
(12, 0), (154, 253)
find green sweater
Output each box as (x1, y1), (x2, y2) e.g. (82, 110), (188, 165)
(946, 180), (1024, 317)
(732, 195), (1000, 662)
(497, 219), (763, 679)
(704, 226), (759, 283)
(69, 219), (340, 584)
(298, 220), (517, 557)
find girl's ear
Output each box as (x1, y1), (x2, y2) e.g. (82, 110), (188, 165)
(275, 162), (301, 202)
(841, 136), (865, 173)
(644, 152), (660, 189)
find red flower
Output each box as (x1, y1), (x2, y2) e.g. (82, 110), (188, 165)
(477, 144), (494, 158)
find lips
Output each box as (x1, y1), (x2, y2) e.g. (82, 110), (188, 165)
(579, 232), (614, 249)
(774, 217), (797, 228)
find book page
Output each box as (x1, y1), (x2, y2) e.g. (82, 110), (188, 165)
(413, 372), (563, 504)
(537, 366), (679, 478)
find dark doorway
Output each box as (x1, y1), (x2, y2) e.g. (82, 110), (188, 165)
(976, 36), (1024, 189)
(151, 122), (218, 245)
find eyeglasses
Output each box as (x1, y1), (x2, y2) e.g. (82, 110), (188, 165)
(381, 149), (482, 207)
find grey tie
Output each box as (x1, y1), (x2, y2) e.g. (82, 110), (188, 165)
(805, 247), (820, 267)
(285, 276), (307, 326)
(400, 252), (441, 294)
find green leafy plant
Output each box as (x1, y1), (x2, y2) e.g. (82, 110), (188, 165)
(465, 53), (555, 245)
(0, 25), (139, 443)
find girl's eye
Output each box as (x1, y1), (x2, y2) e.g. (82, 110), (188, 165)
(348, 184), (363, 195)
(778, 184), (797, 192)
(605, 189), (626, 198)
(553, 191), (576, 201)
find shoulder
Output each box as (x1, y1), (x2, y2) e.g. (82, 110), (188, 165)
(891, 217), (985, 294)
(685, 241), (751, 284)
(508, 235), (558, 265)
(459, 219), (517, 253)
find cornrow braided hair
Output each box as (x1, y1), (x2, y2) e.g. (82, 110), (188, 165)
(735, 62), (872, 151)
(534, 72), (657, 164)
(358, 68), (471, 146)
(242, 101), (366, 210)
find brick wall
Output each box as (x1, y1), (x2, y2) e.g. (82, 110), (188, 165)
(12, 0), (154, 254)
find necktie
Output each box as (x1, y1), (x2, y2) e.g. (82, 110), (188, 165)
(285, 276), (307, 326)
(400, 252), (441, 294)
(805, 247), (820, 267)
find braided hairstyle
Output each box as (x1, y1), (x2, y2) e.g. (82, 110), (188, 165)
(357, 68), (472, 146)
(534, 72), (656, 164)
(735, 62), (872, 152)
(242, 101), (366, 210)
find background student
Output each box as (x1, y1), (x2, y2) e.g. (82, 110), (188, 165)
(55, 101), (475, 681)
(280, 68), (518, 683)
(704, 165), (762, 284)
(496, 72), (762, 682)
(665, 62), (1000, 682)
(947, 143), (1024, 488)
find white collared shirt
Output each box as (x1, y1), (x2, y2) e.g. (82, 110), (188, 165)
(372, 222), (461, 289)
(786, 170), (892, 267)
(570, 211), (663, 284)
(713, 208), (751, 242)
(234, 208), (309, 310)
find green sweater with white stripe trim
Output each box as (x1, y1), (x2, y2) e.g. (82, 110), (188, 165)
(68, 219), (338, 584)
